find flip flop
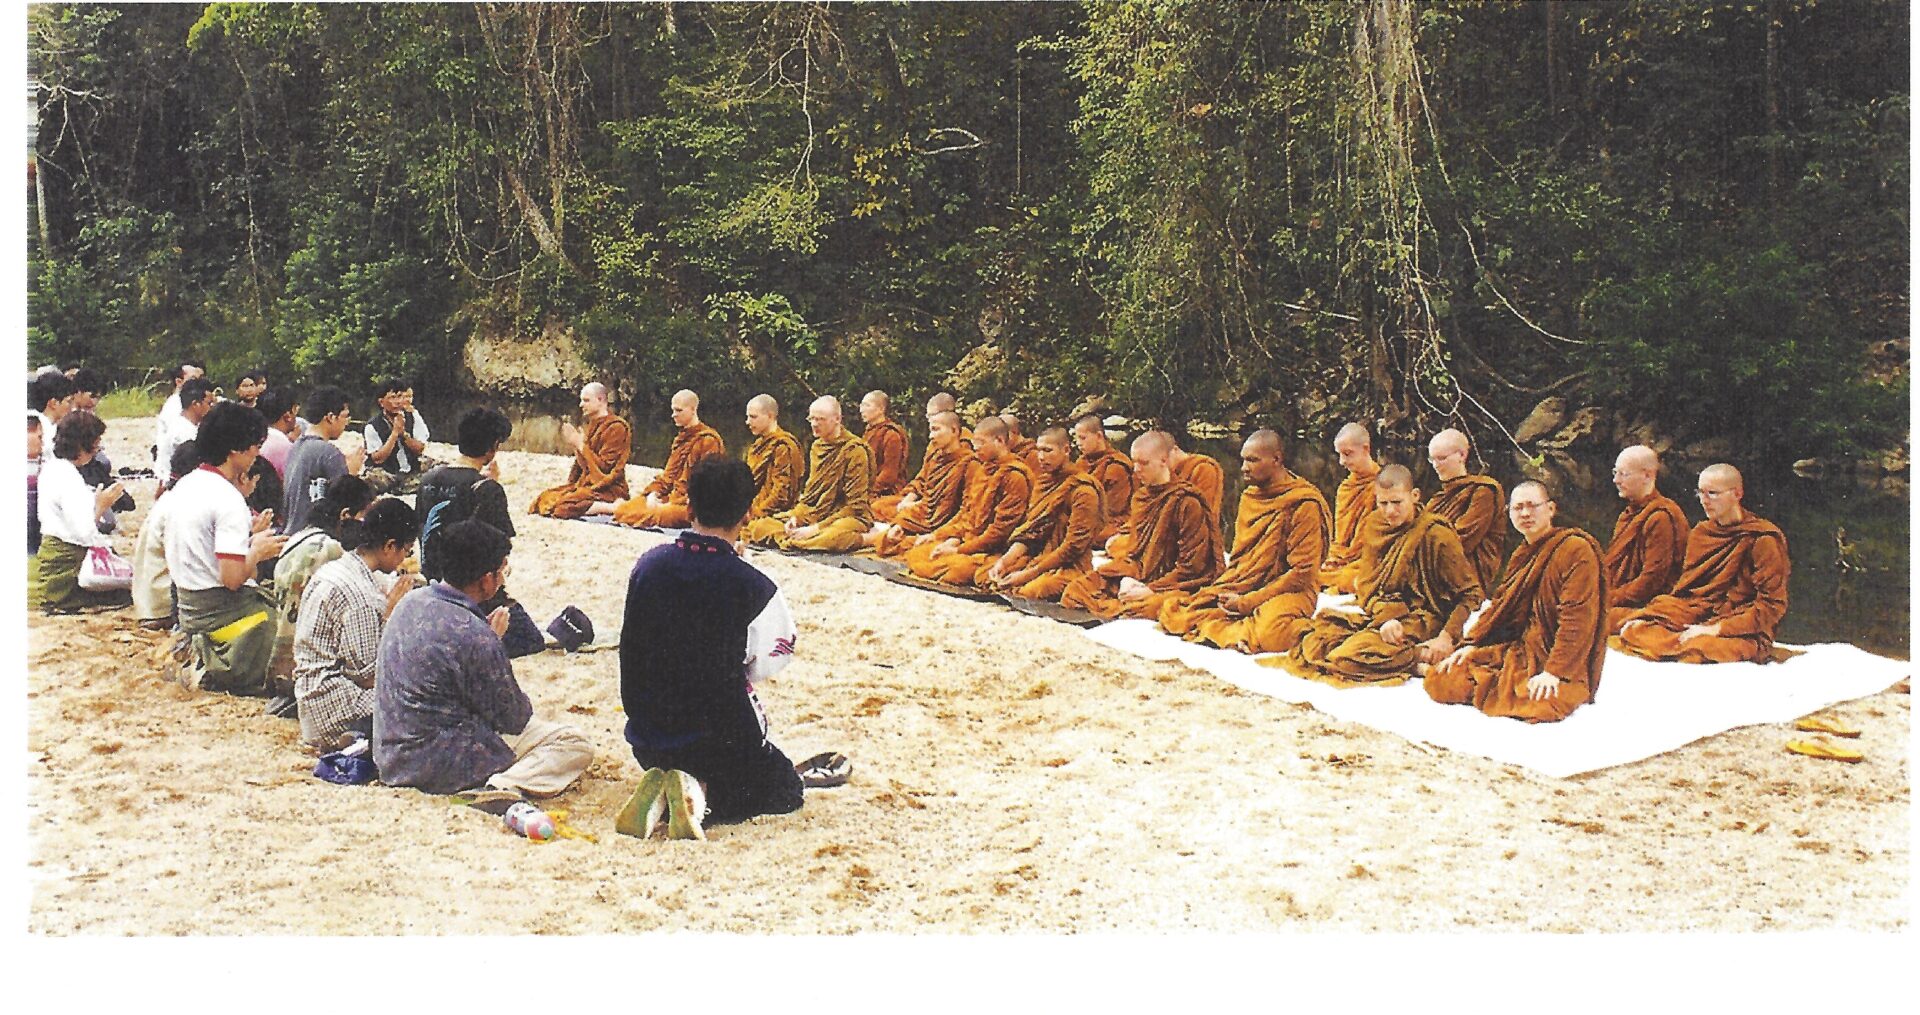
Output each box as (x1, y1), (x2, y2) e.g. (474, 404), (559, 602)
(796, 751), (852, 788)
(1784, 739), (1865, 764)
(663, 770), (708, 841)
(614, 768), (668, 839)
(1793, 715), (1862, 738)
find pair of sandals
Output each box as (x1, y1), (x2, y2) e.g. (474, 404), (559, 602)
(616, 768), (710, 841)
(796, 751), (852, 788)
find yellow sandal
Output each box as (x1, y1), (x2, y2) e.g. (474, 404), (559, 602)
(1785, 738), (1865, 763)
(1793, 715), (1861, 738)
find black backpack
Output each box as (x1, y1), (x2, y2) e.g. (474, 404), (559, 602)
(419, 477), (493, 580)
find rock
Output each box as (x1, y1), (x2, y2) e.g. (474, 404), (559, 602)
(1512, 397), (1568, 445)
(1617, 417), (1677, 456)
(1675, 436), (1735, 464)
(461, 322), (594, 397)
(1069, 395), (1108, 420)
(1792, 458), (1828, 475)
(1878, 447), (1910, 474)
(1186, 420), (1234, 440)
(1539, 406), (1606, 451)
(943, 343), (1004, 396)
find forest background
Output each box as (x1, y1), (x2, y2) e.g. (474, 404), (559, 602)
(25, 0), (1910, 462)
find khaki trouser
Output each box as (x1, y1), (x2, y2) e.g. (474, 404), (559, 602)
(484, 717), (594, 798)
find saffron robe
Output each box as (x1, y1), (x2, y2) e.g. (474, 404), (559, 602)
(903, 457), (1036, 585)
(1060, 479), (1222, 619)
(865, 418), (910, 497)
(1280, 511), (1484, 686)
(1007, 435), (1041, 473)
(975, 466), (1103, 600)
(744, 432), (874, 551)
(1616, 514), (1790, 664)
(1603, 492), (1689, 633)
(874, 443), (975, 557)
(1161, 474), (1332, 653)
(613, 423), (726, 529)
(875, 438), (969, 524)
(1109, 453), (1224, 558)
(1426, 527), (1608, 722)
(1319, 468), (1381, 592)
(529, 414), (632, 519)
(1078, 447), (1135, 544)
(1428, 473), (1507, 595)
(746, 427), (804, 521)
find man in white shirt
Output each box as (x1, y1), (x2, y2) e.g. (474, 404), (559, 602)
(361, 377), (434, 495)
(28, 372), (74, 462)
(153, 361), (204, 460)
(156, 377), (217, 489)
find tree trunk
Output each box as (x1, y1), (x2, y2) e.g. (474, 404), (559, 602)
(1765, 0), (1782, 207)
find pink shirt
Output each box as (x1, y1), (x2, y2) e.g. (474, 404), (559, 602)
(262, 426), (294, 478)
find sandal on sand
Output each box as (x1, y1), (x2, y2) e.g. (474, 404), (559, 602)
(1793, 715), (1862, 738)
(796, 751), (852, 788)
(663, 770), (708, 842)
(615, 768), (668, 839)
(1785, 739), (1865, 764)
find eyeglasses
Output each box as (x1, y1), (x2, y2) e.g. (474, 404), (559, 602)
(1696, 487), (1732, 499)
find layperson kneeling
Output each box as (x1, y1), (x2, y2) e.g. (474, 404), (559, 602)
(292, 498), (420, 751)
(28, 410), (132, 613)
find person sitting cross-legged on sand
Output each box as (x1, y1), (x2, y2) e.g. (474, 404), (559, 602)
(1602, 444), (1690, 633)
(1319, 422), (1382, 593)
(743, 396), (874, 552)
(416, 407), (515, 581)
(528, 382), (631, 520)
(271, 474), (375, 686)
(1071, 413), (1133, 544)
(616, 457), (849, 841)
(359, 377), (436, 496)
(28, 410), (131, 613)
(601, 389), (725, 528)
(1060, 430), (1223, 620)
(977, 426), (1104, 601)
(1615, 463), (1790, 664)
(743, 393), (803, 521)
(926, 390), (974, 449)
(860, 389), (910, 498)
(1423, 481), (1608, 722)
(294, 498), (420, 752)
(900, 416), (1034, 585)
(1105, 434), (1224, 561)
(373, 519), (594, 805)
(866, 410), (974, 556)
(1425, 427), (1507, 594)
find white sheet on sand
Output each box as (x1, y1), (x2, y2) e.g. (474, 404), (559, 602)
(1080, 598), (1908, 778)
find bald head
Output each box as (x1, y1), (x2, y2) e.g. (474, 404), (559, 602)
(748, 393), (778, 416)
(973, 414), (1010, 457)
(1508, 480), (1557, 542)
(1373, 463), (1419, 525)
(999, 412), (1025, 440)
(669, 389), (701, 428)
(928, 391), (957, 415)
(860, 390), (890, 425)
(1375, 463), (1415, 492)
(1033, 426), (1072, 473)
(807, 395), (844, 440)
(745, 393), (779, 436)
(1697, 462), (1747, 524)
(929, 410), (963, 449)
(579, 382), (610, 418)
(1613, 444), (1660, 501)
(1072, 413), (1112, 455)
(1427, 428), (1470, 481)
(1130, 430), (1176, 486)
(1334, 422), (1376, 475)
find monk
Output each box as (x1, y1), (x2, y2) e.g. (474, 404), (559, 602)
(861, 390), (910, 498)
(602, 389), (726, 528)
(1425, 427), (1506, 596)
(1602, 445), (1689, 633)
(866, 411), (974, 556)
(743, 396), (874, 552)
(744, 393), (803, 521)
(1001, 413), (1040, 471)
(902, 418), (1035, 585)
(1617, 464), (1790, 663)
(1424, 481), (1608, 722)
(1319, 422), (1381, 592)
(528, 382), (632, 519)
(977, 427), (1104, 600)
(928, 391), (974, 448)
(1281, 465), (1484, 685)
(1106, 435), (1223, 559)
(1060, 431), (1222, 619)
(1160, 430), (1331, 654)
(1071, 414), (1133, 543)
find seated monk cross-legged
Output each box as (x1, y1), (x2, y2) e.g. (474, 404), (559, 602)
(977, 427), (1104, 601)
(867, 411), (975, 557)
(1160, 429), (1331, 654)
(860, 390), (911, 500)
(1617, 463), (1790, 664)
(1107, 435), (1224, 561)
(1319, 422), (1382, 593)
(1281, 465), (1484, 686)
(1602, 444), (1689, 633)
(602, 389), (725, 528)
(743, 393), (804, 522)
(1424, 481), (1609, 723)
(1060, 430), (1222, 620)
(901, 417), (1035, 585)
(1000, 412), (1039, 472)
(926, 391), (974, 450)
(1071, 413), (1133, 544)
(1425, 427), (1506, 594)
(529, 382), (632, 519)
(743, 396), (874, 552)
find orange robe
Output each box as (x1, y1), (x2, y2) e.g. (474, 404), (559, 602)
(1616, 514), (1790, 663)
(746, 427), (804, 521)
(903, 457), (1035, 585)
(743, 432), (874, 551)
(1279, 511), (1484, 685)
(874, 437), (967, 524)
(612, 423), (725, 529)
(873, 443), (975, 557)
(1109, 453), (1223, 558)
(1060, 479), (1222, 619)
(1428, 473), (1506, 596)
(1160, 474), (1331, 653)
(1603, 492), (1689, 633)
(976, 465), (1103, 600)
(528, 414), (632, 519)
(865, 418), (910, 498)
(1078, 447), (1134, 543)
(1318, 468), (1380, 592)
(1008, 435), (1040, 473)
(1426, 527), (1608, 722)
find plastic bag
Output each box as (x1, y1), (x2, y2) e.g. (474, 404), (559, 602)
(78, 545), (134, 592)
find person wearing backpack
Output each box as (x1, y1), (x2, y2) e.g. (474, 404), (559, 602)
(415, 407), (545, 658)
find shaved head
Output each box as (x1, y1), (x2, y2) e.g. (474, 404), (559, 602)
(1072, 413), (1112, 455)
(1429, 428), (1469, 456)
(1240, 429), (1286, 487)
(1701, 463), (1744, 490)
(1033, 426), (1072, 473)
(999, 412), (1025, 439)
(582, 382), (608, 401)
(1132, 430), (1176, 486)
(1334, 422), (1376, 475)
(1335, 422), (1371, 450)
(1613, 444), (1659, 500)
(864, 390), (890, 411)
(975, 416), (1008, 442)
(860, 389), (891, 425)
(745, 393), (779, 436)
(811, 395), (842, 417)
(670, 388), (700, 428)
(1375, 464), (1415, 492)
(579, 382), (610, 418)
(807, 395), (844, 439)
(1696, 463), (1746, 524)
(931, 410), (962, 432)
(1373, 464), (1420, 526)
(673, 389), (698, 409)
(1509, 480), (1557, 541)
(1427, 428), (1470, 481)
(1511, 479), (1551, 502)
(1245, 428), (1283, 457)
(928, 391), (957, 414)
(1132, 429), (1177, 459)
(747, 393), (779, 416)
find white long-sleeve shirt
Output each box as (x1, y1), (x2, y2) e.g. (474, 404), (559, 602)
(36, 458), (111, 548)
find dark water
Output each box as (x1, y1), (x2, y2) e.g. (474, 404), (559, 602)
(430, 393), (1911, 659)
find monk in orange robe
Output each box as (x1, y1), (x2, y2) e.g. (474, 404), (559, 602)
(903, 418), (1035, 585)
(1602, 444), (1689, 633)
(602, 389), (726, 529)
(860, 390), (910, 498)
(1319, 422), (1381, 592)
(743, 396), (874, 551)
(1001, 412), (1040, 472)
(1425, 427), (1506, 595)
(927, 391), (974, 449)
(1161, 430), (1331, 654)
(1106, 438), (1223, 560)
(1424, 481), (1608, 722)
(1617, 464), (1790, 663)
(1279, 466), (1484, 685)
(1071, 413), (1133, 544)
(977, 428), (1104, 600)
(1061, 431), (1222, 619)
(867, 411), (974, 556)
(744, 393), (803, 521)
(528, 382), (632, 519)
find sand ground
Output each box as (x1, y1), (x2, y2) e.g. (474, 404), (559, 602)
(25, 429), (1910, 933)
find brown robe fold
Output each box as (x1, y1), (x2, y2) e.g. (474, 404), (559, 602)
(529, 414), (632, 519)
(1109, 453), (1223, 557)
(743, 431), (875, 550)
(865, 418), (910, 497)
(1008, 435), (1041, 473)
(974, 465), (1102, 600)
(1428, 473), (1507, 594)
(612, 423), (726, 528)
(1078, 447), (1135, 543)
(1061, 478), (1223, 619)
(902, 457), (1035, 585)
(746, 427), (804, 521)
(1160, 473), (1332, 653)
(1426, 527), (1608, 722)
(1616, 513), (1791, 663)
(1603, 492), (1689, 632)
(874, 444), (976, 557)
(1319, 468), (1380, 592)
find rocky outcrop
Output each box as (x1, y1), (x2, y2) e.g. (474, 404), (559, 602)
(461, 322), (596, 397)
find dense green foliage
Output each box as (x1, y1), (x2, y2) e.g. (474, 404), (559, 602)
(28, 1), (1907, 457)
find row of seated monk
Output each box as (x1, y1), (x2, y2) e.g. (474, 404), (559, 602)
(527, 386), (1789, 724)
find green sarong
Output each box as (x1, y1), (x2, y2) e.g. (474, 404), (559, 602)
(177, 584), (284, 698)
(27, 535), (126, 612)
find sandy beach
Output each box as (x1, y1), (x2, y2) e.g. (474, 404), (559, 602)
(26, 429), (1910, 933)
